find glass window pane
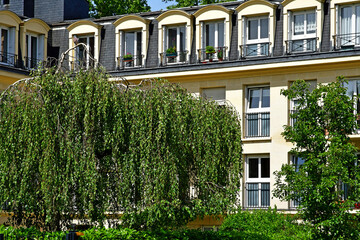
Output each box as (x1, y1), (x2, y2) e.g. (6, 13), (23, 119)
(206, 23), (215, 47)
(168, 28), (177, 49)
(341, 7), (352, 35)
(294, 14), (305, 35)
(261, 183), (270, 206)
(249, 158), (259, 178)
(180, 26), (185, 52)
(89, 36), (94, 58)
(1, 29), (7, 54)
(247, 183), (259, 207)
(260, 18), (268, 39)
(249, 89), (260, 108)
(218, 22), (224, 47)
(261, 158), (270, 178)
(248, 19), (258, 40)
(306, 13), (316, 34)
(261, 88), (270, 108)
(125, 32), (135, 55)
(356, 6), (360, 44)
(293, 156), (305, 172)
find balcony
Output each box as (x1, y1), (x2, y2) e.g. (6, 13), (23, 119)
(239, 42), (270, 58)
(117, 55), (143, 70)
(245, 112), (270, 138)
(245, 183), (270, 208)
(0, 51), (17, 67)
(160, 50), (188, 66)
(333, 33), (360, 50)
(197, 47), (228, 63)
(69, 58), (96, 71)
(285, 38), (318, 54)
(24, 56), (43, 70)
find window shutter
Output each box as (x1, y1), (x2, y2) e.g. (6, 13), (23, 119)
(288, 11), (292, 40)
(8, 27), (15, 55)
(37, 35), (44, 61)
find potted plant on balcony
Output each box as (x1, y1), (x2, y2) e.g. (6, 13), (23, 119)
(206, 46), (215, 62)
(123, 53), (133, 61)
(166, 46), (177, 58)
(217, 49), (223, 61)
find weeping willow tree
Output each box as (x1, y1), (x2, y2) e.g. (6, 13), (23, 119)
(0, 68), (242, 231)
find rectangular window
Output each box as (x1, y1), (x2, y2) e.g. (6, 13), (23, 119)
(25, 34), (44, 69)
(337, 4), (360, 48)
(0, 28), (8, 64)
(164, 26), (186, 64)
(291, 155), (305, 208)
(290, 80), (316, 126)
(201, 87), (226, 105)
(201, 21), (225, 61)
(76, 35), (95, 70)
(246, 156), (270, 208)
(122, 31), (142, 68)
(3, 0), (9, 5)
(245, 86), (270, 138)
(244, 16), (269, 57)
(289, 11), (316, 53)
(344, 79), (360, 133)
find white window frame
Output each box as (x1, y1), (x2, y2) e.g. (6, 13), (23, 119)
(0, 26), (9, 64)
(245, 156), (270, 208)
(338, 4), (360, 36)
(290, 10), (317, 52)
(246, 86), (270, 114)
(26, 33), (44, 69)
(202, 20), (225, 49)
(164, 25), (186, 64)
(76, 35), (94, 69)
(245, 16), (269, 57)
(121, 30), (142, 67)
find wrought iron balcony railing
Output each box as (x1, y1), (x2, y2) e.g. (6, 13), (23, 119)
(117, 55), (144, 69)
(239, 42), (270, 58)
(245, 112), (270, 138)
(285, 38), (318, 54)
(246, 183), (270, 208)
(159, 50), (188, 66)
(24, 57), (44, 69)
(69, 58), (96, 71)
(197, 46), (228, 63)
(333, 33), (360, 50)
(0, 51), (17, 67)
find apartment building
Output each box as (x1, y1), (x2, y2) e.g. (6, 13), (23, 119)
(1, 0), (360, 224)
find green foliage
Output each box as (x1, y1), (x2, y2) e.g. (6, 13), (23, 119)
(123, 53), (133, 59)
(274, 78), (360, 239)
(0, 68), (242, 231)
(220, 208), (311, 240)
(166, 46), (177, 55)
(205, 46), (215, 54)
(0, 226), (66, 239)
(162, 0), (234, 9)
(88, 0), (150, 18)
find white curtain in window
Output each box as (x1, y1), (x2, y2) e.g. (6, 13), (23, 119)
(294, 14), (304, 35)
(306, 13), (316, 34)
(341, 7), (352, 35)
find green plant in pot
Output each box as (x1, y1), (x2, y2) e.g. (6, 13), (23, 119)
(123, 53), (133, 61)
(206, 46), (215, 61)
(166, 46), (177, 57)
(217, 49), (223, 61)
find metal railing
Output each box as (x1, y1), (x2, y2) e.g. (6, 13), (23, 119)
(239, 42), (270, 58)
(24, 56), (43, 69)
(70, 59), (96, 71)
(197, 46), (228, 63)
(246, 183), (270, 208)
(333, 33), (360, 50)
(0, 51), (17, 66)
(285, 38), (318, 54)
(245, 112), (270, 138)
(160, 50), (188, 66)
(117, 55), (143, 69)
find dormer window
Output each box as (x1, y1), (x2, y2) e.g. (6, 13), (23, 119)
(3, 0), (9, 5)
(76, 35), (95, 70)
(200, 20), (226, 61)
(243, 16), (269, 57)
(287, 10), (317, 53)
(335, 4), (360, 49)
(25, 33), (44, 69)
(162, 25), (186, 65)
(121, 31), (142, 68)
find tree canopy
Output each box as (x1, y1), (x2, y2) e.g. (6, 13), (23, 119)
(88, 0), (150, 18)
(0, 68), (242, 231)
(162, 0), (234, 9)
(273, 78), (360, 239)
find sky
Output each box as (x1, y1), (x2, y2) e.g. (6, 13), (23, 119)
(148, 0), (173, 11)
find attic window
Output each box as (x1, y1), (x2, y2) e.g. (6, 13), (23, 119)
(3, 0), (9, 5)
